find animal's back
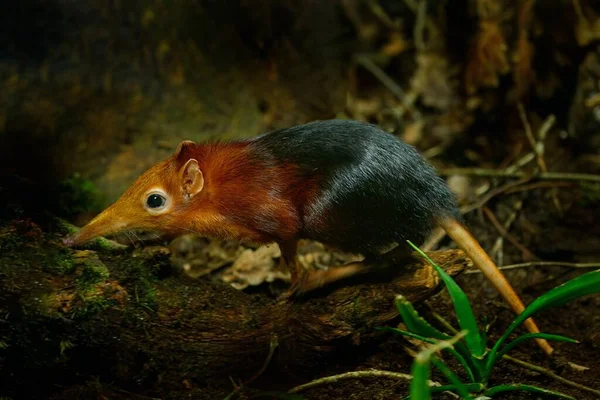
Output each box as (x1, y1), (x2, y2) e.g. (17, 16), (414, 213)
(250, 120), (461, 254)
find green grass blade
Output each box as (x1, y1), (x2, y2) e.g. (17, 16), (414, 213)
(493, 333), (578, 365)
(484, 384), (576, 399)
(488, 269), (600, 371)
(409, 331), (470, 400)
(430, 356), (472, 399)
(394, 295), (451, 340)
(409, 351), (432, 400)
(390, 296), (482, 380)
(409, 331), (469, 400)
(407, 240), (486, 358)
(377, 327), (477, 383)
(452, 342), (482, 383)
(376, 326), (438, 343)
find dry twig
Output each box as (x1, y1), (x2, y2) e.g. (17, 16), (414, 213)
(517, 105), (562, 214)
(288, 369), (440, 394)
(353, 55), (420, 119)
(482, 206), (538, 261)
(466, 261), (600, 274)
(490, 201), (523, 264)
(461, 177), (532, 215)
(517, 103), (548, 173)
(440, 168), (600, 183)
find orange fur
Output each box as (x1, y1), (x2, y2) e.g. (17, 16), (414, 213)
(65, 140), (316, 247)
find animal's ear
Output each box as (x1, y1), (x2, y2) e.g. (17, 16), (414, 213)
(180, 159), (204, 198)
(175, 140), (196, 159)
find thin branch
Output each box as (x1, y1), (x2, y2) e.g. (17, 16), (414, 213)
(517, 108), (563, 215)
(502, 355), (600, 397)
(503, 181), (576, 195)
(482, 206), (538, 261)
(461, 177), (532, 215)
(403, 0), (437, 45)
(246, 335), (278, 385)
(466, 261), (600, 274)
(505, 152), (536, 173)
(288, 369), (441, 393)
(490, 200), (523, 263)
(439, 168), (600, 183)
(517, 103), (548, 173)
(538, 114), (556, 143)
(403, 0), (419, 12)
(366, 0), (399, 29)
(113, 387), (162, 400)
(353, 55), (420, 118)
(414, 0), (428, 51)
(572, 0), (588, 22)
(428, 309), (458, 334)
(223, 335), (280, 400)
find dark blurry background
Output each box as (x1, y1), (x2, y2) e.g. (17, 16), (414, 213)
(0, 0), (599, 218)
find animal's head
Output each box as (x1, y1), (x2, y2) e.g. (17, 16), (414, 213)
(63, 140), (204, 246)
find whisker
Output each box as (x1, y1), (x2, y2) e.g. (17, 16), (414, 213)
(131, 231), (146, 246)
(149, 232), (163, 241)
(123, 230), (136, 247)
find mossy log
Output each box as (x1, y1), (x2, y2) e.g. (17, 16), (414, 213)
(0, 211), (468, 398)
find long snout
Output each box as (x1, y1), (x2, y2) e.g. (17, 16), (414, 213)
(63, 205), (124, 247)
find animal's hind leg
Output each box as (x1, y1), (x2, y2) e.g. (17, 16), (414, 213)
(293, 242), (420, 293)
(292, 259), (369, 294)
(291, 248), (384, 294)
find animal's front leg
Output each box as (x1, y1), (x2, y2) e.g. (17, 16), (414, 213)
(277, 240), (307, 297)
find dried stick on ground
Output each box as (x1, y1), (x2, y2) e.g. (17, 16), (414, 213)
(439, 169), (600, 182)
(482, 206), (538, 261)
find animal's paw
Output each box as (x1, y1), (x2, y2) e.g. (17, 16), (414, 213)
(278, 271), (320, 301)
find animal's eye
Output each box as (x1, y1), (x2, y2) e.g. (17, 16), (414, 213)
(146, 193), (166, 209)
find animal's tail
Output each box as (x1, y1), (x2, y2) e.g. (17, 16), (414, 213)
(437, 216), (554, 356)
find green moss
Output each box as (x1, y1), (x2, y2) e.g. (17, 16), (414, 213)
(22, 292), (62, 319)
(56, 173), (104, 218)
(68, 252), (116, 319)
(129, 260), (158, 310)
(77, 259), (110, 287)
(91, 236), (128, 252)
(70, 294), (114, 319)
(44, 253), (76, 276)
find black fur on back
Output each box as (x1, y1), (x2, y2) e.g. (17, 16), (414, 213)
(249, 119), (462, 254)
